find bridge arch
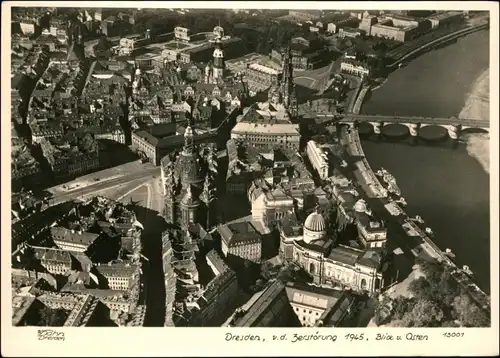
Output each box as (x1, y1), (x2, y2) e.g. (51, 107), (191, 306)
(380, 123), (410, 137)
(460, 126), (490, 135)
(418, 124), (449, 140)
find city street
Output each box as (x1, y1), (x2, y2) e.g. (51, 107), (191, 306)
(115, 175), (166, 326)
(47, 161), (160, 205)
(118, 177), (164, 214)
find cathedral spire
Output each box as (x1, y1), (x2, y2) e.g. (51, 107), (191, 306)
(280, 42), (298, 117)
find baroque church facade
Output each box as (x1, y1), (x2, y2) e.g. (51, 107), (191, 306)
(160, 120), (219, 230)
(279, 207), (387, 294)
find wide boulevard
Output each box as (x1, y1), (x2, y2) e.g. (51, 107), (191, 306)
(47, 161), (161, 206)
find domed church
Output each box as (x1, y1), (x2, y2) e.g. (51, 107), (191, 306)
(279, 205), (386, 294)
(160, 119), (219, 230)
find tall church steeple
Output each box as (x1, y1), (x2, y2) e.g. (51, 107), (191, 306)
(281, 46), (294, 107)
(212, 38), (225, 81)
(274, 45), (298, 117)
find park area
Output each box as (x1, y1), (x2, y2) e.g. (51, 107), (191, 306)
(369, 261), (490, 328)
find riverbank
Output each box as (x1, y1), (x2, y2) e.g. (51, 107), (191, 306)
(358, 30), (490, 293)
(459, 68), (490, 174)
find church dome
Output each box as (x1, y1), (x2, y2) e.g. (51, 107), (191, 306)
(304, 211), (326, 232)
(303, 210), (326, 244)
(176, 153), (203, 185)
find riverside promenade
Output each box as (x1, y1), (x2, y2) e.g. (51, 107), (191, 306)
(339, 80), (491, 313)
(387, 23), (489, 69)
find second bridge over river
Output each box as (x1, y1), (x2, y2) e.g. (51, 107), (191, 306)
(308, 113), (490, 140)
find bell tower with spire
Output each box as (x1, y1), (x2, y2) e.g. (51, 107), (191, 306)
(212, 38), (225, 82)
(280, 45), (298, 117)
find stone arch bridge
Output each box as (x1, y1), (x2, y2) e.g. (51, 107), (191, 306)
(312, 113), (490, 140)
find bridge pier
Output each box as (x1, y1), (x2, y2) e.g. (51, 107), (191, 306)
(371, 122), (382, 135)
(408, 123), (419, 146)
(409, 123), (419, 137)
(447, 124), (461, 140)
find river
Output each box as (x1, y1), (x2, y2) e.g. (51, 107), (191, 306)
(359, 30), (491, 293)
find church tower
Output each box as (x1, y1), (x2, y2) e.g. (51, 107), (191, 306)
(200, 174), (217, 229)
(212, 38), (225, 82)
(268, 73), (281, 104)
(183, 118), (195, 156)
(280, 46), (298, 117)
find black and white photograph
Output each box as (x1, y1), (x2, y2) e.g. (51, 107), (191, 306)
(2, 1), (498, 356)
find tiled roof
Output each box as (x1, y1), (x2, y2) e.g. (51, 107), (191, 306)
(32, 246), (72, 265)
(201, 269), (237, 303)
(218, 221), (261, 247)
(234, 280), (286, 327)
(206, 249), (229, 275)
(285, 282), (342, 310)
(95, 261), (139, 278)
(356, 248), (384, 268)
(327, 244), (363, 267)
(51, 227), (100, 247)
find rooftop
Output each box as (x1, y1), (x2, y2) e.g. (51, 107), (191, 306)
(95, 261), (139, 278)
(206, 249), (230, 275)
(32, 246), (72, 265)
(51, 227), (100, 247)
(285, 282), (343, 310)
(234, 280), (287, 327)
(200, 269), (237, 303)
(218, 221), (261, 246)
(12, 296), (36, 326)
(327, 244), (364, 267)
(232, 121), (300, 136)
(247, 63), (279, 76)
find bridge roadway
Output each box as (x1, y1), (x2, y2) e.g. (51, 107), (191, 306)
(313, 113), (489, 129)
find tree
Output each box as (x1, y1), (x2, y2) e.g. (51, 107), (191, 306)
(392, 297), (416, 321)
(373, 296), (392, 326)
(408, 276), (432, 299)
(452, 294), (490, 327)
(277, 263), (296, 283)
(401, 299), (444, 327)
(417, 259), (444, 283)
(373, 41), (388, 54)
(436, 270), (462, 306)
(260, 261), (275, 281)
(441, 320), (460, 327)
